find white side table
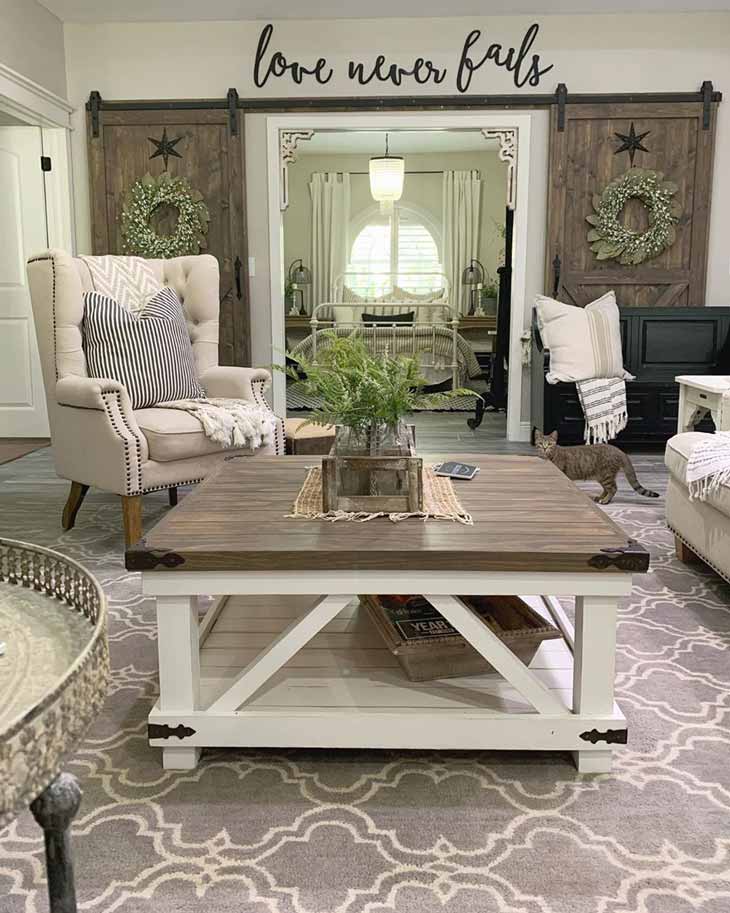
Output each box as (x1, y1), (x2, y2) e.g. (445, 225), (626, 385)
(675, 375), (730, 433)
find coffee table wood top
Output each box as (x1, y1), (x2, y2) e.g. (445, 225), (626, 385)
(126, 455), (648, 574)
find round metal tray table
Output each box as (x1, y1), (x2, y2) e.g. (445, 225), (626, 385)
(0, 538), (109, 912)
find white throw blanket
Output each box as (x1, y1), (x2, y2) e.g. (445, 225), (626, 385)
(575, 377), (629, 444)
(685, 431), (730, 501)
(160, 398), (276, 450)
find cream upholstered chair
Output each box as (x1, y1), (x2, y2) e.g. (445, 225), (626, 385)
(27, 250), (283, 546)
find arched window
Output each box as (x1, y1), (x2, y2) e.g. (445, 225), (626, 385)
(347, 205), (443, 298)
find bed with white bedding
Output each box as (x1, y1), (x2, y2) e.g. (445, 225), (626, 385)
(293, 273), (482, 389)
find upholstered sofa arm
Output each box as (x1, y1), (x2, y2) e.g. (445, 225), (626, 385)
(199, 366), (272, 403)
(53, 375), (149, 494)
(57, 375), (133, 411)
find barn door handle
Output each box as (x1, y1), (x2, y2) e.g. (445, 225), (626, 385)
(552, 254), (561, 298)
(234, 256), (242, 300)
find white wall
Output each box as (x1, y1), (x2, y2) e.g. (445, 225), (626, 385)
(0, 0), (67, 98)
(63, 12), (730, 408)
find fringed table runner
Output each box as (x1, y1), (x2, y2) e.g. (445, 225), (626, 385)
(289, 465), (473, 525)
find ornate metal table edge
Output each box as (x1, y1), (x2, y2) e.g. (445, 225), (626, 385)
(0, 539), (108, 913)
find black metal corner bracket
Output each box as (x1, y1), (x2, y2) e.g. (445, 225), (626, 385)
(555, 83), (568, 132)
(88, 90), (102, 138)
(588, 539), (649, 573)
(580, 728), (628, 746)
(701, 80), (714, 130)
(125, 541), (186, 571)
(227, 87), (239, 135)
(148, 723), (196, 741)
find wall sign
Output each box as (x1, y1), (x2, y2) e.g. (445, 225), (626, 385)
(253, 22), (554, 94)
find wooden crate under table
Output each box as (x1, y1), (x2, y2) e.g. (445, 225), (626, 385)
(362, 593), (562, 681)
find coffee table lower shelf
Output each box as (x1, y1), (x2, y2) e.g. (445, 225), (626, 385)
(146, 588), (628, 775)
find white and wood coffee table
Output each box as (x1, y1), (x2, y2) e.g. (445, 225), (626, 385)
(126, 455), (649, 774)
(676, 374), (730, 433)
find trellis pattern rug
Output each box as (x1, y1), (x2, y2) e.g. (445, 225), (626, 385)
(1, 450), (730, 913)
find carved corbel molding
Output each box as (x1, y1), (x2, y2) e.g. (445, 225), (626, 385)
(482, 128), (518, 210)
(280, 129), (314, 210)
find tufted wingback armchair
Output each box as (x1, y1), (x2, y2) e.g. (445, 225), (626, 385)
(27, 250), (283, 546)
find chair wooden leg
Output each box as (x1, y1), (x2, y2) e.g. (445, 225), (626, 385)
(168, 486), (178, 507)
(121, 495), (143, 547)
(675, 536), (701, 564)
(62, 482), (89, 531)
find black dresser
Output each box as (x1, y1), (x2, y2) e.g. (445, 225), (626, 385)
(531, 307), (730, 447)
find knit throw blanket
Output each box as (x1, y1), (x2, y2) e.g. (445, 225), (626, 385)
(575, 377), (629, 444)
(686, 431), (730, 501)
(160, 398), (276, 450)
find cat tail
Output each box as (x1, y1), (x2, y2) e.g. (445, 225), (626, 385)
(622, 456), (660, 498)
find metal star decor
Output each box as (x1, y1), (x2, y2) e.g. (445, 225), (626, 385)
(148, 128), (183, 169)
(613, 122), (651, 166)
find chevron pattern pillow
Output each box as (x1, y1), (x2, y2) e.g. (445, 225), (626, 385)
(83, 286), (205, 408)
(80, 255), (162, 313)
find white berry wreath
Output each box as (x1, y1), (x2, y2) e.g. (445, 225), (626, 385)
(586, 168), (682, 266)
(120, 172), (210, 258)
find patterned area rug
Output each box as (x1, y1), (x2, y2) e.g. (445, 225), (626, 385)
(2, 450), (730, 913)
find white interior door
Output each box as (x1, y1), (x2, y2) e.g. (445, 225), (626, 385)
(0, 126), (49, 437)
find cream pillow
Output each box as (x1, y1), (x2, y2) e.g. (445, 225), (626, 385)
(332, 305), (359, 324)
(534, 291), (633, 384)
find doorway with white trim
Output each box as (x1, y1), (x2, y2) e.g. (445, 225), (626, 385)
(266, 112), (533, 443)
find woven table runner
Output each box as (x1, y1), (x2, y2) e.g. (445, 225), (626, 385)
(289, 465), (473, 524)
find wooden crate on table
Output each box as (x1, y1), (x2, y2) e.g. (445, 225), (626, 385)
(321, 430), (423, 514)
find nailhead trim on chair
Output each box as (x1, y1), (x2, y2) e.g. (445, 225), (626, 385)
(101, 391), (144, 496)
(251, 379), (285, 456)
(667, 522), (730, 586)
(27, 254), (58, 381)
(142, 479), (204, 494)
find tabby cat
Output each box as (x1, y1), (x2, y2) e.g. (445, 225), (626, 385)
(534, 430), (659, 504)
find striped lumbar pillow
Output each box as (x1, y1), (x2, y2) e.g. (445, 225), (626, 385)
(83, 286), (205, 408)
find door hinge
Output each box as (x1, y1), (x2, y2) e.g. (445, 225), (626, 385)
(40, 156), (52, 172)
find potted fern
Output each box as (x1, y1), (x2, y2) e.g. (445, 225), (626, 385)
(287, 333), (476, 511)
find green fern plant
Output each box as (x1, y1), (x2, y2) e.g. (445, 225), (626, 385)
(283, 332), (478, 440)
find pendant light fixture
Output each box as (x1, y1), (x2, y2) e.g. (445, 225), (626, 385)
(369, 133), (404, 214)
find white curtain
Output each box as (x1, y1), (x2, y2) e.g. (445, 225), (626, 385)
(442, 170), (482, 316)
(309, 172), (351, 317)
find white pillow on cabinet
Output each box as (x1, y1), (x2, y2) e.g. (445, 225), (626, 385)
(534, 290), (633, 384)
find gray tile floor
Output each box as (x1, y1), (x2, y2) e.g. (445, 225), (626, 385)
(408, 410), (526, 455)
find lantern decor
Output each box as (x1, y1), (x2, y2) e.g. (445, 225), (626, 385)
(369, 133), (404, 214)
(461, 259), (486, 316)
(287, 258), (312, 316)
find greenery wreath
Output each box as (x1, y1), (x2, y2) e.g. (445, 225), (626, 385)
(586, 167), (682, 266)
(120, 172), (210, 258)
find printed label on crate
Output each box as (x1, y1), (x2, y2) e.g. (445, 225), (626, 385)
(379, 596), (459, 641)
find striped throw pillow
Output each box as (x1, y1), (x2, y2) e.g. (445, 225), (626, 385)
(83, 286), (205, 408)
(534, 291), (633, 384)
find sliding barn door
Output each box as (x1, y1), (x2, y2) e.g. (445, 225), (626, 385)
(546, 95), (718, 308)
(87, 103), (249, 365)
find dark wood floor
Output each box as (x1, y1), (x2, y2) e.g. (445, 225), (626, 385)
(0, 438), (49, 466)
